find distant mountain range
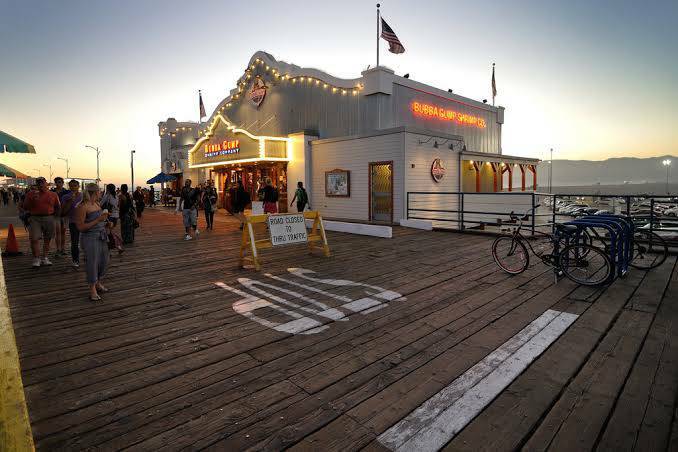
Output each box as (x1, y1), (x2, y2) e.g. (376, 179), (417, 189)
(536, 155), (676, 186)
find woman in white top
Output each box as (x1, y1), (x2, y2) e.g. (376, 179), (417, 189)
(101, 184), (120, 227)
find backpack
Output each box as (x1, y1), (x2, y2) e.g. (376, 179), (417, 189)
(298, 188), (308, 205)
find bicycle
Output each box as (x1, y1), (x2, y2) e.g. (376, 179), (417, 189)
(492, 205), (613, 286)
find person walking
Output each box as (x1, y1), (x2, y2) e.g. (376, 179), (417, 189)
(51, 177), (69, 257)
(101, 184), (119, 227)
(203, 180), (217, 230)
(232, 180), (249, 229)
(1, 188), (8, 207)
(290, 181), (310, 213)
(178, 179), (200, 240)
(60, 180), (83, 268)
(262, 177), (278, 214)
(75, 183), (110, 301)
(118, 184), (136, 244)
(21, 177), (60, 267)
(133, 186), (145, 223)
(149, 185), (156, 207)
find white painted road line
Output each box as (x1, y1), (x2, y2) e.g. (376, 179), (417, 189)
(378, 309), (579, 452)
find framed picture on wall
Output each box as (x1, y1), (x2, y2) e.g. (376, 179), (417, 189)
(325, 169), (351, 197)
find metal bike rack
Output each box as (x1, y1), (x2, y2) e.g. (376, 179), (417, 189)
(564, 215), (633, 280)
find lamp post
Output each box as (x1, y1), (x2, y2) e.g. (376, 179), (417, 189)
(32, 168), (41, 178)
(662, 159), (671, 194)
(548, 148), (554, 194)
(131, 150), (136, 191)
(43, 163), (53, 181)
(84, 145), (101, 183)
(57, 156), (70, 178)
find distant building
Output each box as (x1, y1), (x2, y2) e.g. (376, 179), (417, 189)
(157, 118), (199, 188)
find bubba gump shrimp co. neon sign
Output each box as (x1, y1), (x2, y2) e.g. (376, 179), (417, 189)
(411, 101), (487, 129)
(204, 139), (240, 158)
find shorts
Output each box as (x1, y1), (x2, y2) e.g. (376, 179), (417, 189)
(29, 215), (55, 241)
(182, 208), (197, 228)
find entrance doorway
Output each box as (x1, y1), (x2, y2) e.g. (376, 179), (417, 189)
(369, 161), (393, 223)
(215, 162), (288, 213)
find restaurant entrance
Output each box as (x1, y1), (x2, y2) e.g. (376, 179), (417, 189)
(213, 162), (288, 213)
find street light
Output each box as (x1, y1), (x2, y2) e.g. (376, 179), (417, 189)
(57, 156), (70, 178)
(662, 159), (671, 194)
(131, 150), (136, 192)
(32, 168), (41, 178)
(43, 163), (53, 181)
(548, 148), (554, 194)
(84, 145), (101, 183)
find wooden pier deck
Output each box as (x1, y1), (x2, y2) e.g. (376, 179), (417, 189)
(2, 208), (677, 451)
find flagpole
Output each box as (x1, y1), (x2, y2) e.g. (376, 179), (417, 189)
(376, 3), (380, 67)
(492, 63), (495, 106)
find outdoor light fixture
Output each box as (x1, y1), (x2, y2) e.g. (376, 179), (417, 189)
(663, 159), (672, 194)
(403, 73), (410, 78)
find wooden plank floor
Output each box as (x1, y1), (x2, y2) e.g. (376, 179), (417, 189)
(2, 208), (677, 451)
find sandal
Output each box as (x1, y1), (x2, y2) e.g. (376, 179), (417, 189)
(89, 295), (102, 301)
(96, 285), (109, 293)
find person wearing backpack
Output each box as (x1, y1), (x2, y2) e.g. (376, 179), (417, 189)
(262, 177), (278, 214)
(290, 181), (310, 212)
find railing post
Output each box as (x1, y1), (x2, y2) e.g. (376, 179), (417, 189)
(531, 193), (536, 236)
(460, 193), (465, 231)
(650, 198), (654, 237)
(552, 194), (557, 233)
(407, 192), (410, 220)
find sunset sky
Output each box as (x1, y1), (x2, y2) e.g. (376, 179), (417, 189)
(1, 0), (676, 186)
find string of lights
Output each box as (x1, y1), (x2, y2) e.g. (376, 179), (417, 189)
(161, 57), (364, 138)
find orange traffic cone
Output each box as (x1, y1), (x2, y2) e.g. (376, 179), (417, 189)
(2, 224), (22, 256)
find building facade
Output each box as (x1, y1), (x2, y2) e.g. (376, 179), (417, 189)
(160, 51), (538, 223)
(157, 118), (199, 189)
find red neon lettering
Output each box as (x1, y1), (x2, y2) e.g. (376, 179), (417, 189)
(411, 102), (487, 129)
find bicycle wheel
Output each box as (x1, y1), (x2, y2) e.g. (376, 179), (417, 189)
(492, 236), (529, 275)
(559, 243), (612, 286)
(630, 230), (668, 270)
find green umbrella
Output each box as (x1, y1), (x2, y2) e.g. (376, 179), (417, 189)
(0, 130), (37, 153)
(0, 163), (30, 178)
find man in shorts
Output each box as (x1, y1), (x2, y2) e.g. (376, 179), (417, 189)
(178, 179), (199, 241)
(21, 177), (61, 267)
(51, 177), (69, 256)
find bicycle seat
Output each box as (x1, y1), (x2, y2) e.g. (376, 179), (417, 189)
(555, 223), (579, 233)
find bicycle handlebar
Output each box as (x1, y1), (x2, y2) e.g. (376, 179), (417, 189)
(509, 204), (541, 225)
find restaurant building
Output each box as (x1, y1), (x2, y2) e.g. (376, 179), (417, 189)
(159, 51), (539, 223)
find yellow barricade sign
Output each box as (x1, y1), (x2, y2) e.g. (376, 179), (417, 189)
(239, 211), (330, 270)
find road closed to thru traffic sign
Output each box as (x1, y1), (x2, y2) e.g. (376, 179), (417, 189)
(268, 213), (308, 246)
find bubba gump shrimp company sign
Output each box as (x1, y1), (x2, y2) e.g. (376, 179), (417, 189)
(204, 139), (240, 158)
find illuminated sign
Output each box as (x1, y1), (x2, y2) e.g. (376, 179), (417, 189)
(248, 77), (267, 107)
(412, 102), (486, 129)
(431, 158), (446, 182)
(204, 139), (240, 157)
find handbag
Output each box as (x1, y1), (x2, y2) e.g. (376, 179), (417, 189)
(108, 231), (123, 250)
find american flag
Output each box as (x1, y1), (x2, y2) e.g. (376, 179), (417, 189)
(199, 90), (206, 120)
(491, 64), (497, 99)
(381, 18), (405, 54)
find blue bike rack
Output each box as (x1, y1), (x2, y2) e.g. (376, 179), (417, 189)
(563, 214), (633, 280)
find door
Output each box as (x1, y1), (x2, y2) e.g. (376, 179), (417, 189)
(369, 161), (393, 223)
